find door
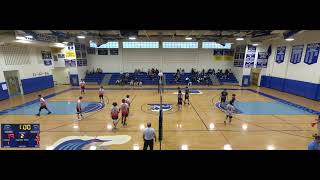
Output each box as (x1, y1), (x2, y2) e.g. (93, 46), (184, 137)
(251, 68), (261, 86)
(3, 70), (22, 96)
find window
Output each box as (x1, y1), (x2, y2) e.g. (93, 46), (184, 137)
(202, 42), (232, 49)
(123, 42), (159, 48)
(162, 42), (198, 48)
(90, 41), (119, 48)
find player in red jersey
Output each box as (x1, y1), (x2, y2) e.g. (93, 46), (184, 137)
(111, 102), (120, 129)
(177, 91), (183, 111)
(36, 95), (51, 116)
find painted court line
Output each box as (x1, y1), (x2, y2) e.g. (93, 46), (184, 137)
(0, 87), (318, 115)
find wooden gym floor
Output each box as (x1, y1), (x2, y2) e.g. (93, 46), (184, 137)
(0, 84), (319, 150)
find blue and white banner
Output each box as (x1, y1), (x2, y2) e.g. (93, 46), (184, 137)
(256, 52), (268, 68)
(233, 53), (245, 67)
(41, 51), (52, 66)
(244, 45), (256, 68)
(304, 43), (320, 65)
(275, 46), (286, 64)
(290, 45), (304, 64)
(65, 59), (77, 67)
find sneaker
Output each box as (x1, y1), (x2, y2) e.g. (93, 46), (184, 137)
(47, 112), (52, 115)
(36, 114), (40, 116)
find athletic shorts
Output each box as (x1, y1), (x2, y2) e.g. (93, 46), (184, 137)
(226, 115), (233, 118)
(39, 106), (47, 111)
(122, 112), (128, 117)
(77, 108), (82, 114)
(185, 94), (189, 99)
(81, 87), (85, 90)
(99, 95), (104, 98)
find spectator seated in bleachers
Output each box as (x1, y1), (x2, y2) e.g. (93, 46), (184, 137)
(147, 68), (159, 80)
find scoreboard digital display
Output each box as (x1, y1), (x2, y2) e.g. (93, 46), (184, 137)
(1, 124), (40, 148)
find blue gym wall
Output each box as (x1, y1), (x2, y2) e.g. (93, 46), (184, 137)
(21, 75), (54, 94)
(260, 75), (320, 101)
(0, 82), (9, 101)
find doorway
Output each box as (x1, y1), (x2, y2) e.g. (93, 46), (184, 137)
(3, 70), (22, 97)
(251, 68), (261, 86)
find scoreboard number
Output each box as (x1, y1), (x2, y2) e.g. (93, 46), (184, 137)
(20, 124), (31, 131)
(1, 124), (40, 148)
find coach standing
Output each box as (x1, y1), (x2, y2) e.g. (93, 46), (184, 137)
(143, 122), (156, 150)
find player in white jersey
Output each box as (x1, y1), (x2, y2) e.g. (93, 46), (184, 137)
(76, 96), (83, 120)
(120, 99), (129, 126)
(36, 95), (51, 116)
(98, 86), (105, 103)
(224, 102), (235, 125)
(125, 95), (131, 115)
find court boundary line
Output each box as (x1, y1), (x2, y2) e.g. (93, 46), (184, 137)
(0, 87), (318, 115)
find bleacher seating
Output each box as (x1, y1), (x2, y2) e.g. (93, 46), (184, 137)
(84, 73), (106, 84)
(105, 71), (238, 85)
(108, 73), (159, 85)
(217, 73), (238, 84)
(165, 73), (213, 85)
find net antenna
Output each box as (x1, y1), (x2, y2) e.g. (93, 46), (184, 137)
(158, 72), (164, 150)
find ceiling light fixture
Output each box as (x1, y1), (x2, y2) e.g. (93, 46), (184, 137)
(77, 35), (86, 39)
(15, 40), (31, 44)
(55, 43), (65, 48)
(129, 36), (136, 40)
(185, 37), (192, 40)
(285, 38), (294, 41)
(25, 35), (33, 39)
(236, 37), (244, 41)
(16, 36), (26, 40)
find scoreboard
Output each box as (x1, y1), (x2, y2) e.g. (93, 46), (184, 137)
(1, 124), (40, 148)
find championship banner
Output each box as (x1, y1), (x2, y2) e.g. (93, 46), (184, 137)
(244, 45), (256, 68)
(234, 45), (246, 67)
(41, 51), (52, 66)
(256, 52), (268, 68)
(275, 46), (286, 64)
(213, 50), (224, 61)
(65, 59), (77, 67)
(223, 49), (234, 61)
(213, 49), (234, 61)
(304, 43), (320, 65)
(290, 45), (304, 64)
(98, 48), (109, 55)
(110, 48), (119, 55)
(233, 53), (245, 67)
(65, 43), (76, 59)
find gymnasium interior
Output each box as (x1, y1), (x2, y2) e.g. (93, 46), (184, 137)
(0, 30), (319, 150)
